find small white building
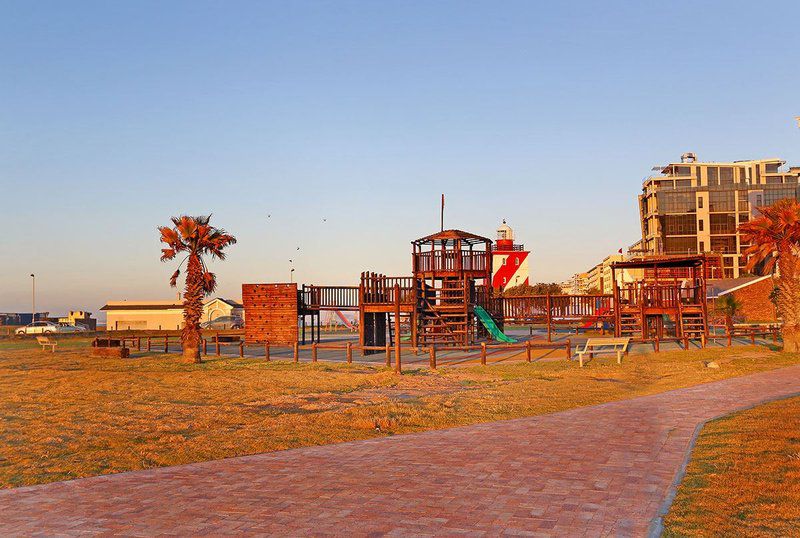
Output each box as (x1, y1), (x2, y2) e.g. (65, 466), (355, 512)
(203, 298), (244, 322)
(102, 298), (244, 331)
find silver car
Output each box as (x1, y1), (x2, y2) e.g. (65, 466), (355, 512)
(200, 316), (244, 330)
(15, 321), (87, 335)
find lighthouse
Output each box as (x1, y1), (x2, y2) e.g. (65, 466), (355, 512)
(491, 220), (530, 291)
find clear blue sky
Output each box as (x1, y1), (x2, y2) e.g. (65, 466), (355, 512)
(2, 0), (799, 317)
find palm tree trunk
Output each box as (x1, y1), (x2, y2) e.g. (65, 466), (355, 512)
(777, 249), (800, 352)
(182, 253), (204, 363)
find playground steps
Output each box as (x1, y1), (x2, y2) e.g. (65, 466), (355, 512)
(618, 312), (643, 338)
(416, 278), (469, 346)
(679, 308), (706, 338)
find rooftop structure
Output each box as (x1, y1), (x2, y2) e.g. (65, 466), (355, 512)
(639, 155), (800, 278)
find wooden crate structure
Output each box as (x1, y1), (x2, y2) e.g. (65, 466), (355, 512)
(242, 283), (298, 344)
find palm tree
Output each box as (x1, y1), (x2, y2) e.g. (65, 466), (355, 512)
(715, 294), (741, 333)
(159, 215), (237, 362)
(739, 198), (800, 351)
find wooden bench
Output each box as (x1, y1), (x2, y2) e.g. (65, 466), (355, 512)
(575, 337), (630, 367)
(36, 336), (57, 352)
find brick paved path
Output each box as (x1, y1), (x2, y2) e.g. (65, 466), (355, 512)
(3, 365), (800, 537)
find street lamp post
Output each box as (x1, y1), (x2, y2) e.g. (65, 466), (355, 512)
(30, 274), (35, 323)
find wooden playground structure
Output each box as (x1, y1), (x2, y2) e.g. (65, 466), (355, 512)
(612, 255), (709, 342)
(242, 229), (713, 350)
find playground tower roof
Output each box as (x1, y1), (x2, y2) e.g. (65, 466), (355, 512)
(412, 229), (492, 247)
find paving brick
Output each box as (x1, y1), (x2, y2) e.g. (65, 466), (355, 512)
(2, 365), (800, 536)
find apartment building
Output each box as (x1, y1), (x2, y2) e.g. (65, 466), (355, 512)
(560, 272), (589, 295)
(639, 153), (800, 278)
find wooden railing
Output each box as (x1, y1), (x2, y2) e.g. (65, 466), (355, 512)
(413, 250), (488, 273)
(502, 295), (613, 322)
(300, 285), (359, 311)
(360, 273), (415, 305)
(617, 285), (702, 308)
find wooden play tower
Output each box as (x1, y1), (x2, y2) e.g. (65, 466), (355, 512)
(412, 229), (494, 346)
(359, 229), (496, 350)
(611, 255), (710, 342)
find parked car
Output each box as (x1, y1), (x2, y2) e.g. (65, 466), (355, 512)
(200, 316), (244, 330)
(15, 321), (87, 335)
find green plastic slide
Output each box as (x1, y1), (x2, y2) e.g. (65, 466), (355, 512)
(474, 306), (517, 343)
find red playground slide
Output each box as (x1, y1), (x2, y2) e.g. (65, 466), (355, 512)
(581, 306), (610, 329)
(335, 310), (354, 330)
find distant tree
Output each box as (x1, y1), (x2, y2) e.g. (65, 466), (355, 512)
(159, 215), (237, 363)
(501, 283), (563, 297)
(739, 198), (800, 351)
(585, 286), (602, 295)
(715, 294), (742, 332)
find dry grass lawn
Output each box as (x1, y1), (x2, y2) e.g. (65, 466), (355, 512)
(663, 396), (800, 537)
(1, 339), (798, 489)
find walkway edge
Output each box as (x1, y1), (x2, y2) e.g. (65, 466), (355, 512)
(647, 390), (800, 537)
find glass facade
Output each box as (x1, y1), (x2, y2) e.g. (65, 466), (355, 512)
(709, 214), (736, 234)
(708, 191), (735, 212)
(641, 159), (800, 278)
(664, 214), (697, 235)
(657, 191), (696, 213)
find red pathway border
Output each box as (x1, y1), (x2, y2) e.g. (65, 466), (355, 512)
(3, 365), (800, 536)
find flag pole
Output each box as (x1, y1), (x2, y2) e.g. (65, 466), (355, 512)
(440, 193), (444, 232)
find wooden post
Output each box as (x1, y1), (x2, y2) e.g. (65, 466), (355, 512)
(164, 335), (169, 353)
(546, 294), (552, 342)
(526, 340), (531, 362)
(293, 342), (299, 362)
(480, 342), (487, 365)
(312, 342), (318, 362)
(239, 341), (244, 357)
(215, 334), (220, 356)
(147, 336), (151, 352)
(750, 330), (756, 345)
(727, 328), (732, 347)
(773, 327), (778, 343)
(346, 342), (352, 364)
(394, 284), (402, 374)
(683, 334), (689, 350)
(385, 344), (391, 367)
(429, 346), (436, 369)
(203, 338), (207, 355)
(265, 343), (270, 362)
(566, 339), (572, 360)
(654, 335), (659, 353)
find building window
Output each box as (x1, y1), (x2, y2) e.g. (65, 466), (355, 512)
(710, 214), (736, 234)
(698, 219), (704, 232)
(664, 214), (697, 235)
(764, 185), (797, 206)
(698, 196), (703, 209)
(709, 191), (735, 212)
(658, 191), (697, 213)
(707, 167), (719, 185)
(699, 241), (705, 252)
(710, 236), (737, 253)
(664, 237), (697, 254)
